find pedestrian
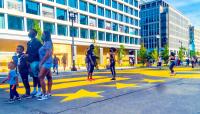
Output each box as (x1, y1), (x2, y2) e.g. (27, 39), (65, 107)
(186, 57), (190, 67)
(110, 47), (116, 80)
(62, 54), (67, 71)
(38, 31), (53, 100)
(53, 55), (60, 75)
(16, 45), (31, 99)
(24, 29), (42, 97)
(191, 56), (195, 68)
(157, 56), (162, 69)
(86, 44), (96, 80)
(169, 52), (176, 76)
(0, 62), (21, 103)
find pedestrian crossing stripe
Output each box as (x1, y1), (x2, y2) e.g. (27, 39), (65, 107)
(101, 83), (139, 89)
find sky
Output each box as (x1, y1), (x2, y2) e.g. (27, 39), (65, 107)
(165, 0), (200, 27)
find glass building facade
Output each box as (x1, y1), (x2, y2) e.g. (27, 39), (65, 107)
(140, 0), (190, 54)
(0, 0), (140, 45)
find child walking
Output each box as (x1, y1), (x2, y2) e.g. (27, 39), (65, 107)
(0, 62), (21, 103)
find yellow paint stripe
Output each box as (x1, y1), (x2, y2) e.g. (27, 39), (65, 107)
(6, 77), (130, 94)
(0, 76), (107, 89)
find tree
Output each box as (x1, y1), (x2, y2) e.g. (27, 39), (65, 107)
(33, 20), (42, 43)
(118, 45), (125, 66)
(92, 33), (100, 69)
(190, 50), (196, 57)
(138, 44), (147, 66)
(178, 47), (186, 62)
(161, 45), (169, 65)
(151, 48), (158, 62)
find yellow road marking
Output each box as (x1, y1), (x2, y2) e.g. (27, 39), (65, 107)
(102, 83), (139, 89)
(53, 89), (103, 102)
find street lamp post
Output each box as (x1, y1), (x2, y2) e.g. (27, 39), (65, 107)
(69, 9), (78, 71)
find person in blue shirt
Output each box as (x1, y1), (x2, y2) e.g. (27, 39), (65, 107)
(16, 45), (31, 99)
(38, 31), (53, 100)
(24, 29), (42, 97)
(86, 44), (96, 80)
(110, 47), (116, 80)
(1, 62), (21, 103)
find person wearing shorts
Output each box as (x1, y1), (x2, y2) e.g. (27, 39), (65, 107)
(86, 44), (96, 80)
(38, 31), (53, 100)
(25, 29), (42, 97)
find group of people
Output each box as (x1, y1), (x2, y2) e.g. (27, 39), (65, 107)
(85, 44), (117, 80)
(0, 29), (53, 103)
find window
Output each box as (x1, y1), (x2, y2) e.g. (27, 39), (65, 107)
(124, 0), (128, 3)
(26, 0), (40, 15)
(0, 14), (4, 29)
(80, 28), (88, 39)
(106, 33), (112, 41)
(125, 26), (129, 33)
(0, 0), (3, 8)
(105, 21), (111, 30)
(98, 19), (104, 28)
(27, 19), (40, 31)
(118, 3), (123, 11)
(124, 16), (129, 23)
(98, 31), (105, 41)
(119, 25), (123, 32)
(125, 36), (129, 44)
(70, 26), (78, 37)
(68, 0), (77, 8)
(113, 34), (118, 42)
(135, 19), (139, 26)
(56, 0), (66, 5)
(129, 27), (134, 35)
(134, 10), (138, 17)
(57, 8), (67, 20)
(43, 22), (55, 34)
(42, 5), (54, 18)
(105, 0), (111, 6)
(112, 11), (117, 20)
(118, 14), (123, 21)
(89, 4), (96, 14)
(80, 14), (88, 25)
(89, 17), (96, 27)
(98, 0), (104, 4)
(79, 0), (87, 11)
(8, 15), (24, 31)
(98, 6), (104, 16)
(7, 0), (23, 12)
(134, 0), (138, 7)
(130, 37), (134, 44)
(57, 24), (67, 36)
(119, 35), (124, 43)
(112, 23), (118, 31)
(130, 18), (134, 24)
(105, 9), (111, 18)
(129, 0), (133, 5)
(135, 38), (139, 44)
(112, 0), (117, 9)
(124, 5), (128, 13)
(90, 30), (97, 39)
(48, 0), (54, 2)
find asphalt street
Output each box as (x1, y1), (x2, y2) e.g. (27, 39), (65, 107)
(0, 68), (200, 114)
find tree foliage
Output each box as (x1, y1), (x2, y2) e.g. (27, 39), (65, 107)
(178, 47), (186, 61)
(151, 48), (158, 62)
(118, 45), (125, 61)
(138, 44), (147, 65)
(33, 20), (42, 43)
(161, 45), (169, 65)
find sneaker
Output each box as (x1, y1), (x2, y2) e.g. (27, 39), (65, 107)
(7, 99), (15, 103)
(111, 78), (116, 80)
(47, 93), (52, 97)
(15, 97), (21, 101)
(37, 94), (48, 101)
(21, 94), (32, 99)
(31, 91), (37, 96)
(35, 91), (42, 97)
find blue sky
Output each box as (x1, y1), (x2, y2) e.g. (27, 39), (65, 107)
(165, 0), (200, 27)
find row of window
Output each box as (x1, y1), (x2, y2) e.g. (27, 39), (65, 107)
(0, 14), (139, 45)
(0, 0), (139, 28)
